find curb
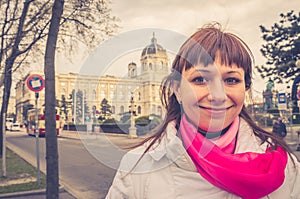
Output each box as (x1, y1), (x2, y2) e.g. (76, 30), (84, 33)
(0, 185), (65, 198)
(59, 131), (133, 139)
(287, 141), (298, 147)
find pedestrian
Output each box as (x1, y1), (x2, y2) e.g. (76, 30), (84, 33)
(106, 23), (300, 198)
(273, 118), (287, 138)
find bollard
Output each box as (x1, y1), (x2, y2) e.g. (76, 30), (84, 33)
(297, 131), (300, 151)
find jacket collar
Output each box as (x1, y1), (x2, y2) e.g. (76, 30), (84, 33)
(147, 118), (268, 171)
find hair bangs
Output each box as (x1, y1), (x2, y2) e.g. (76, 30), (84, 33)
(218, 33), (253, 72)
(176, 36), (216, 72)
(171, 24), (253, 88)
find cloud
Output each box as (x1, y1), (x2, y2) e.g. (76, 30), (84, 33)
(111, 0), (298, 34)
(109, 0), (299, 97)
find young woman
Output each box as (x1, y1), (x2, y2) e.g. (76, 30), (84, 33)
(106, 23), (300, 199)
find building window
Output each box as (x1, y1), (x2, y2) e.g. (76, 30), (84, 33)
(120, 106), (124, 114)
(159, 61), (163, 70)
(119, 92), (124, 99)
(92, 90), (96, 100)
(157, 106), (162, 117)
(110, 91), (115, 100)
(131, 69), (135, 76)
(61, 88), (66, 96)
(152, 105), (156, 114)
(112, 106), (115, 114)
(100, 90), (105, 98)
(128, 91), (131, 99)
(137, 106), (141, 114)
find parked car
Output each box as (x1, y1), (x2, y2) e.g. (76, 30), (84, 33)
(5, 118), (14, 130)
(9, 122), (20, 131)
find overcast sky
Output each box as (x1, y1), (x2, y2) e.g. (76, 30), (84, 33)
(107, 0), (299, 100)
(52, 1), (299, 101)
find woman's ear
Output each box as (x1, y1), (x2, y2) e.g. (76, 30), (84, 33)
(172, 80), (182, 104)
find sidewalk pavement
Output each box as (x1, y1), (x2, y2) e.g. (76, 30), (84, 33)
(0, 186), (75, 199)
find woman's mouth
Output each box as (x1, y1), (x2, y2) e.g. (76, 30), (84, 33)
(198, 105), (233, 115)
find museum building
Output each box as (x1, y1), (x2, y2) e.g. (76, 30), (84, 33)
(15, 34), (170, 124)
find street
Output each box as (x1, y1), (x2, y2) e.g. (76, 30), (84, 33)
(6, 129), (142, 199)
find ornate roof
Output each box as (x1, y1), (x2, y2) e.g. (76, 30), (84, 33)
(141, 33), (166, 57)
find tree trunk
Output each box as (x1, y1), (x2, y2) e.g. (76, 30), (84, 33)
(0, 58), (13, 158)
(0, 0), (32, 158)
(44, 0), (64, 198)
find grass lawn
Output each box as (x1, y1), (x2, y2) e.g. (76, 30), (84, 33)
(0, 148), (46, 194)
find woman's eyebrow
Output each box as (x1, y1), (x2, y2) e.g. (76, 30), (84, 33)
(226, 70), (243, 76)
(192, 67), (243, 76)
(193, 68), (212, 74)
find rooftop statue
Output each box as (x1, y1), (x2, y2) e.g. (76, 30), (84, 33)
(266, 78), (274, 92)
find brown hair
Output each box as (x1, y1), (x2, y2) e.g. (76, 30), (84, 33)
(135, 22), (294, 163)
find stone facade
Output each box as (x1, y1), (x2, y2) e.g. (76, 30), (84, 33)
(15, 34), (170, 124)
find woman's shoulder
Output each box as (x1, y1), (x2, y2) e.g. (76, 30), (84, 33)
(270, 153), (300, 197)
(236, 118), (268, 153)
(118, 121), (181, 173)
(117, 142), (151, 173)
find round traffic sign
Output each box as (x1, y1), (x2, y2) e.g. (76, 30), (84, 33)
(297, 90), (300, 100)
(26, 74), (45, 92)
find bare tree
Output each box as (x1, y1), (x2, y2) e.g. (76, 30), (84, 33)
(0, 0), (50, 158)
(44, 0), (64, 197)
(0, 0), (119, 157)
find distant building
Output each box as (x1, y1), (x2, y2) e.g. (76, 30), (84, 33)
(15, 33), (170, 124)
(0, 89), (15, 117)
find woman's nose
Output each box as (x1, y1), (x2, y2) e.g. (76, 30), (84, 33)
(207, 80), (227, 103)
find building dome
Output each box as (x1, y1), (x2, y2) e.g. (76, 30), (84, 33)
(141, 33), (166, 57)
(128, 62), (137, 67)
(128, 62), (137, 78)
(139, 33), (169, 79)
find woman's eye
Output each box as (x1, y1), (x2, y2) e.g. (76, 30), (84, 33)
(192, 77), (207, 84)
(225, 78), (241, 84)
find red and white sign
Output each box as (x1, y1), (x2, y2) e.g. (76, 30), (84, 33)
(297, 90), (300, 100)
(26, 74), (45, 92)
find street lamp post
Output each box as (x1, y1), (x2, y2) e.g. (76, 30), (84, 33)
(128, 92), (137, 138)
(64, 95), (72, 131)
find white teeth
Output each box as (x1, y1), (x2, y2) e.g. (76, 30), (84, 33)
(198, 106), (228, 110)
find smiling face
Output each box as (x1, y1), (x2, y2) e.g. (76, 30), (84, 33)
(174, 58), (246, 132)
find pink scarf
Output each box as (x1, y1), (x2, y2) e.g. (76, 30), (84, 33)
(180, 114), (287, 199)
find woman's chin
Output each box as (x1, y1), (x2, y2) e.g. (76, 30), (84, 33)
(198, 121), (225, 133)
(198, 126), (224, 133)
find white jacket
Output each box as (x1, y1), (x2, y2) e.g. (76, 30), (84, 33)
(106, 119), (300, 199)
